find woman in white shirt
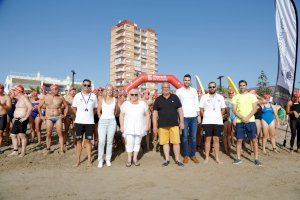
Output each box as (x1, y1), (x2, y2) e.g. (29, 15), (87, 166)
(97, 84), (118, 168)
(120, 89), (150, 167)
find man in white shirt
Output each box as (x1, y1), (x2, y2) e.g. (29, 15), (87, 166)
(199, 81), (226, 164)
(176, 74), (201, 164)
(72, 79), (98, 167)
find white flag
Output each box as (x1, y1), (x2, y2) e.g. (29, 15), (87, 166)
(274, 0), (298, 106)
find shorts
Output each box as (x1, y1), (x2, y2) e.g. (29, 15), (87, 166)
(11, 118), (29, 134)
(235, 122), (257, 139)
(202, 124), (223, 137)
(158, 126), (180, 145)
(0, 115), (8, 131)
(74, 123), (94, 140)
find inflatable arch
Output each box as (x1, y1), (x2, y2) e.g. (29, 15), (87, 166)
(122, 74), (183, 92)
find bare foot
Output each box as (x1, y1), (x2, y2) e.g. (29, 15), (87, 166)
(73, 162), (80, 167)
(204, 159), (209, 164)
(87, 161), (92, 167)
(43, 149), (51, 156)
(7, 151), (18, 157)
(216, 160), (223, 164)
(263, 150), (267, 155)
(18, 153), (25, 157)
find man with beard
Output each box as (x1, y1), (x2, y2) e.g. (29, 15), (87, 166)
(199, 82), (226, 164)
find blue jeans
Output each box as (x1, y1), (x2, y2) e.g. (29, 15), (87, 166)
(182, 117), (198, 157)
(98, 118), (117, 162)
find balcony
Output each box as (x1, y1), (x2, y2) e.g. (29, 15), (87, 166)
(115, 67), (126, 72)
(116, 26), (126, 33)
(115, 53), (127, 58)
(134, 66), (141, 71)
(115, 74), (125, 80)
(134, 37), (141, 42)
(115, 59), (126, 66)
(134, 49), (140, 54)
(115, 45), (125, 52)
(115, 32), (125, 39)
(115, 40), (125, 46)
(134, 29), (140, 35)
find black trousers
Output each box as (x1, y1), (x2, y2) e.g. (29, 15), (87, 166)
(289, 119), (300, 149)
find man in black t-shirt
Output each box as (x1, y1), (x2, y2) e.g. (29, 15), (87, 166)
(153, 83), (184, 167)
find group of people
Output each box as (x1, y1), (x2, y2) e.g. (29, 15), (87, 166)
(0, 74), (299, 168)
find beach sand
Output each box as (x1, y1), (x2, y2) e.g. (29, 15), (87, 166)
(0, 127), (299, 200)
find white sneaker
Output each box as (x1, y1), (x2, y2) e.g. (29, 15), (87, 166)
(97, 161), (103, 168)
(106, 160), (112, 167)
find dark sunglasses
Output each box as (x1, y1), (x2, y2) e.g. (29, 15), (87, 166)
(208, 86), (216, 89)
(130, 94), (138, 96)
(83, 84), (91, 87)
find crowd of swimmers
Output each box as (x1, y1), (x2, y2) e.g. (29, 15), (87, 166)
(0, 74), (299, 168)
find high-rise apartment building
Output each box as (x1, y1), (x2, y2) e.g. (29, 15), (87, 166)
(110, 20), (158, 91)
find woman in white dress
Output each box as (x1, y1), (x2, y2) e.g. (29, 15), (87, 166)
(120, 89), (150, 167)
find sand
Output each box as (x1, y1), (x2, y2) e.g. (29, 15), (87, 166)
(0, 127), (299, 200)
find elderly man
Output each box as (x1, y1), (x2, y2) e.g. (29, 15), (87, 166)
(8, 85), (32, 157)
(153, 83), (184, 167)
(0, 83), (12, 153)
(39, 84), (68, 155)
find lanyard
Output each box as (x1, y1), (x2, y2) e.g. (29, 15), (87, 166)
(81, 92), (91, 112)
(209, 95), (217, 110)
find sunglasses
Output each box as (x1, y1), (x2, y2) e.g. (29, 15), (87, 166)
(83, 84), (91, 87)
(208, 86), (216, 89)
(130, 94), (138, 96)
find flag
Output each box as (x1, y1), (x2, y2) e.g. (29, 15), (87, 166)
(273, 0), (298, 106)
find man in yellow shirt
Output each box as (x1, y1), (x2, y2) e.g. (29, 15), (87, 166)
(232, 80), (262, 166)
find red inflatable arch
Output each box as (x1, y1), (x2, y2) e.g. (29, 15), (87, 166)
(123, 74), (183, 92)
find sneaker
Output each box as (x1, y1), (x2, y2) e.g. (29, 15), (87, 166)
(191, 156), (200, 164)
(175, 160), (184, 167)
(162, 160), (170, 167)
(233, 159), (242, 165)
(97, 161), (103, 168)
(183, 156), (189, 164)
(254, 159), (262, 166)
(106, 160), (112, 167)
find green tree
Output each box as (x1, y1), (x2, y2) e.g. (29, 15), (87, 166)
(256, 70), (272, 96)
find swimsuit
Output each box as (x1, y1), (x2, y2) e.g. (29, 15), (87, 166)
(47, 117), (61, 124)
(261, 104), (275, 125)
(225, 100), (236, 122)
(31, 102), (39, 119)
(254, 105), (262, 120)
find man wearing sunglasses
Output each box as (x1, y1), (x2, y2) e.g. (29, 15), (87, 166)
(72, 79), (98, 167)
(199, 82), (226, 164)
(176, 74), (201, 164)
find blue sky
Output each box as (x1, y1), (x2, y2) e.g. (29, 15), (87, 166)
(0, 0), (299, 88)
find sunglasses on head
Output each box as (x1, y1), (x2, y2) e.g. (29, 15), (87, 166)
(130, 93), (138, 96)
(83, 84), (91, 87)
